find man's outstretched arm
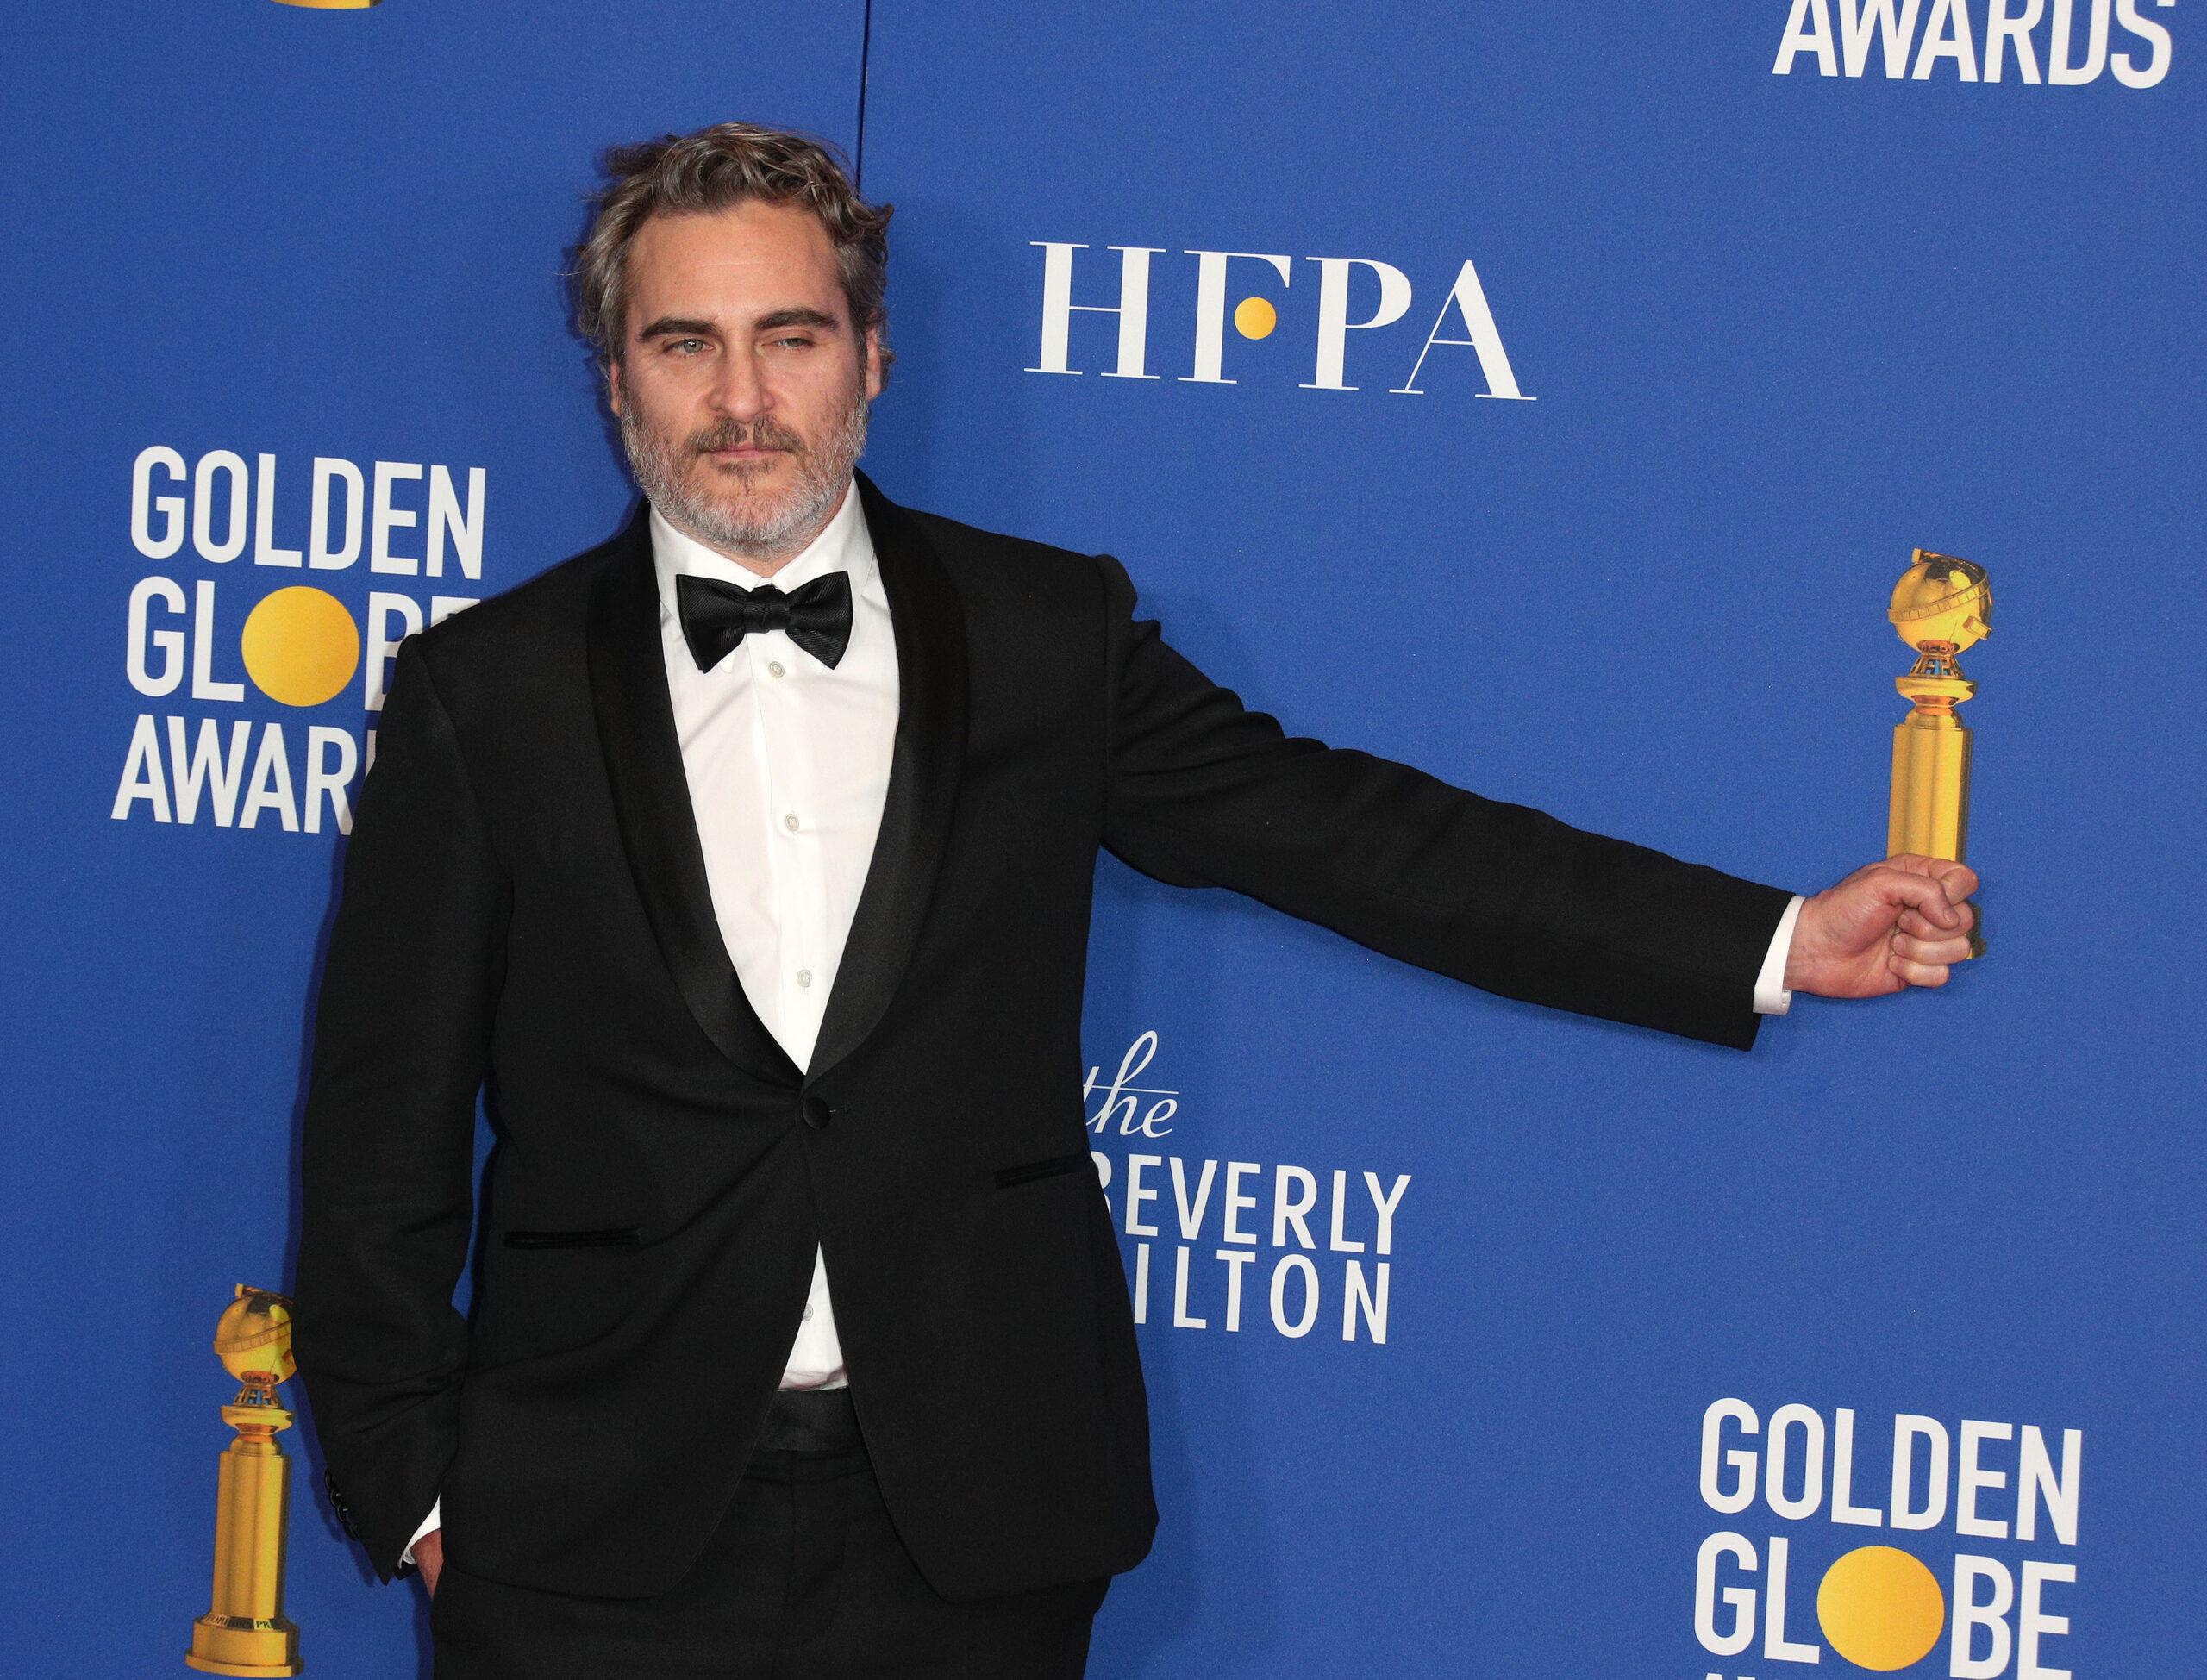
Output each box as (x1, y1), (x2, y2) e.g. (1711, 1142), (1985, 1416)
(1093, 554), (1972, 1046)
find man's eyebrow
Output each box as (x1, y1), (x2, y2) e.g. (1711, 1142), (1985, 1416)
(753, 308), (841, 333)
(635, 315), (719, 341)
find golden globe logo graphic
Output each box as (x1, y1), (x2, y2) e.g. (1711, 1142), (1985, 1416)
(1818, 1545), (1947, 1669)
(1772, 0), (2174, 87)
(239, 587), (362, 708)
(1233, 295), (1279, 340)
(1696, 1397), (2083, 1678)
(1028, 243), (1535, 399)
(112, 445), (483, 834)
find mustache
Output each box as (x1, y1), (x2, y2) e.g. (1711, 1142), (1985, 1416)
(688, 415), (806, 457)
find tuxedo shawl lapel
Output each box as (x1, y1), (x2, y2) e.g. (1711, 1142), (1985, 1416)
(585, 509), (802, 1084)
(807, 470), (970, 1084)
(584, 477), (968, 1089)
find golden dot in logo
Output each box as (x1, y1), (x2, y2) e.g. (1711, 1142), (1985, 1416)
(1816, 1545), (1945, 1671)
(241, 587), (361, 708)
(1233, 297), (1279, 340)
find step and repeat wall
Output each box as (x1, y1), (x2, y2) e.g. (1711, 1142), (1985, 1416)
(858, 9), (2204, 1671)
(0, 4), (864, 1676)
(3, 3), (2200, 1677)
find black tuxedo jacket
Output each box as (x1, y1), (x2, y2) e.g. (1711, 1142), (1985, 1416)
(291, 470), (1791, 1602)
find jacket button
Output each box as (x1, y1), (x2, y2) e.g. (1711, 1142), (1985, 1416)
(802, 1096), (833, 1131)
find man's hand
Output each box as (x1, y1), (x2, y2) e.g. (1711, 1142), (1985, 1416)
(413, 1528), (444, 1598)
(1785, 855), (1979, 999)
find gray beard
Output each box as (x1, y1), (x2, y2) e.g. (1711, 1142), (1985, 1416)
(619, 387), (869, 563)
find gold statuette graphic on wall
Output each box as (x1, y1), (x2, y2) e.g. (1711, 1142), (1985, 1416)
(1888, 549), (1991, 948)
(186, 1287), (303, 1677)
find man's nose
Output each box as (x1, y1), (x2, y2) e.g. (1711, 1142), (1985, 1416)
(707, 349), (770, 422)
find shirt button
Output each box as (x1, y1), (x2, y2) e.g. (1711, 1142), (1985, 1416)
(768, 660), (785, 678)
(802, 1304), (815, 1322)
(797, 969), (812, 988)
(782, 813), (799, 831)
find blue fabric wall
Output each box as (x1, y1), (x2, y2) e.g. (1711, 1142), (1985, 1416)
(2, 3), (2198, 1674)
(0, 6), (863, 1674)
(857, 7), (2204, 1671)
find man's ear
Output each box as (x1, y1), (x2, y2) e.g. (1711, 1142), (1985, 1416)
(604, 355), (625, 416)
(863, 326), (884, 402)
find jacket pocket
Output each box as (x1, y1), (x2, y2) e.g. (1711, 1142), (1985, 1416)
(994, 1150), (1094, 1190)
(502, 1227), (641, 1250)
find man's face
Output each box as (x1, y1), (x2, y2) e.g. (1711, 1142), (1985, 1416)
(607, 198), (882, 565)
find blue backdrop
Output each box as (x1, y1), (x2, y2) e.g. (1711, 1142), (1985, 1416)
(3, 3), (2199, 1676)
(0, 5), (863, 1675)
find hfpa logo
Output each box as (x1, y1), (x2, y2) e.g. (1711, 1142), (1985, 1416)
(1025, 243), (1535, 399)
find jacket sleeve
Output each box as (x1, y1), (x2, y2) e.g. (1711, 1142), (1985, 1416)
(291, 634), (509, 1578)
(1093, 552), (1791, 1050)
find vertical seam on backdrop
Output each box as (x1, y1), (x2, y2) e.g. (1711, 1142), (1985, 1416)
(853, 0), (875, 190)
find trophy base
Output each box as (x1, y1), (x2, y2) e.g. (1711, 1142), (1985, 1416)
(187, 1612), (302, 1677)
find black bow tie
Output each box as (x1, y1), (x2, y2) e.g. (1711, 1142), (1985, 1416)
(676, 570), (853, 672)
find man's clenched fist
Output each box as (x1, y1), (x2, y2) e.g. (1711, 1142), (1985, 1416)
(1785, 854), (1980, 998)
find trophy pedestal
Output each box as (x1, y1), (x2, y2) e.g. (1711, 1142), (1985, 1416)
(1889, 672), (1975, 861)
(185, 1621), (303, 1677)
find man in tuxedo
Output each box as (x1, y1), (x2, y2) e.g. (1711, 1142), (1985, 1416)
(291, 122), (1978, 1678)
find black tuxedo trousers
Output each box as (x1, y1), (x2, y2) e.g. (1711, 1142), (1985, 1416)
(292, 472), (1791, 1604)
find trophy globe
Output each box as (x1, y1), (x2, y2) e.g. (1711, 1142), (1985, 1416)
(1890, 553), (1992, 679)
(213, 1287), (298, 1400)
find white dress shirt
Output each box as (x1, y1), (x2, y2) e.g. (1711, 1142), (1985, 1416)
(651, 483), (900, 1390)
(403, 497), (1798, 1558)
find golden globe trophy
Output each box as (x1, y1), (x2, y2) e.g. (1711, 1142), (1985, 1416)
(1888, 549), (1991, 952)
(186, 1287), (304, 1677)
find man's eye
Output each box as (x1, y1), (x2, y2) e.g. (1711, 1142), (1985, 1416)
(772, 336), (814, 350)
(665, 338), (707, 355)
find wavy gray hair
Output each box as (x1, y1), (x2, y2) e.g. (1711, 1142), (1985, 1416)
(571, 121), (893, 383)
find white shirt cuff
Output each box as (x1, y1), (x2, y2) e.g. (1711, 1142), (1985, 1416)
(401, 1499), (441, 1567)
(1754, 895), (1805, 1015)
